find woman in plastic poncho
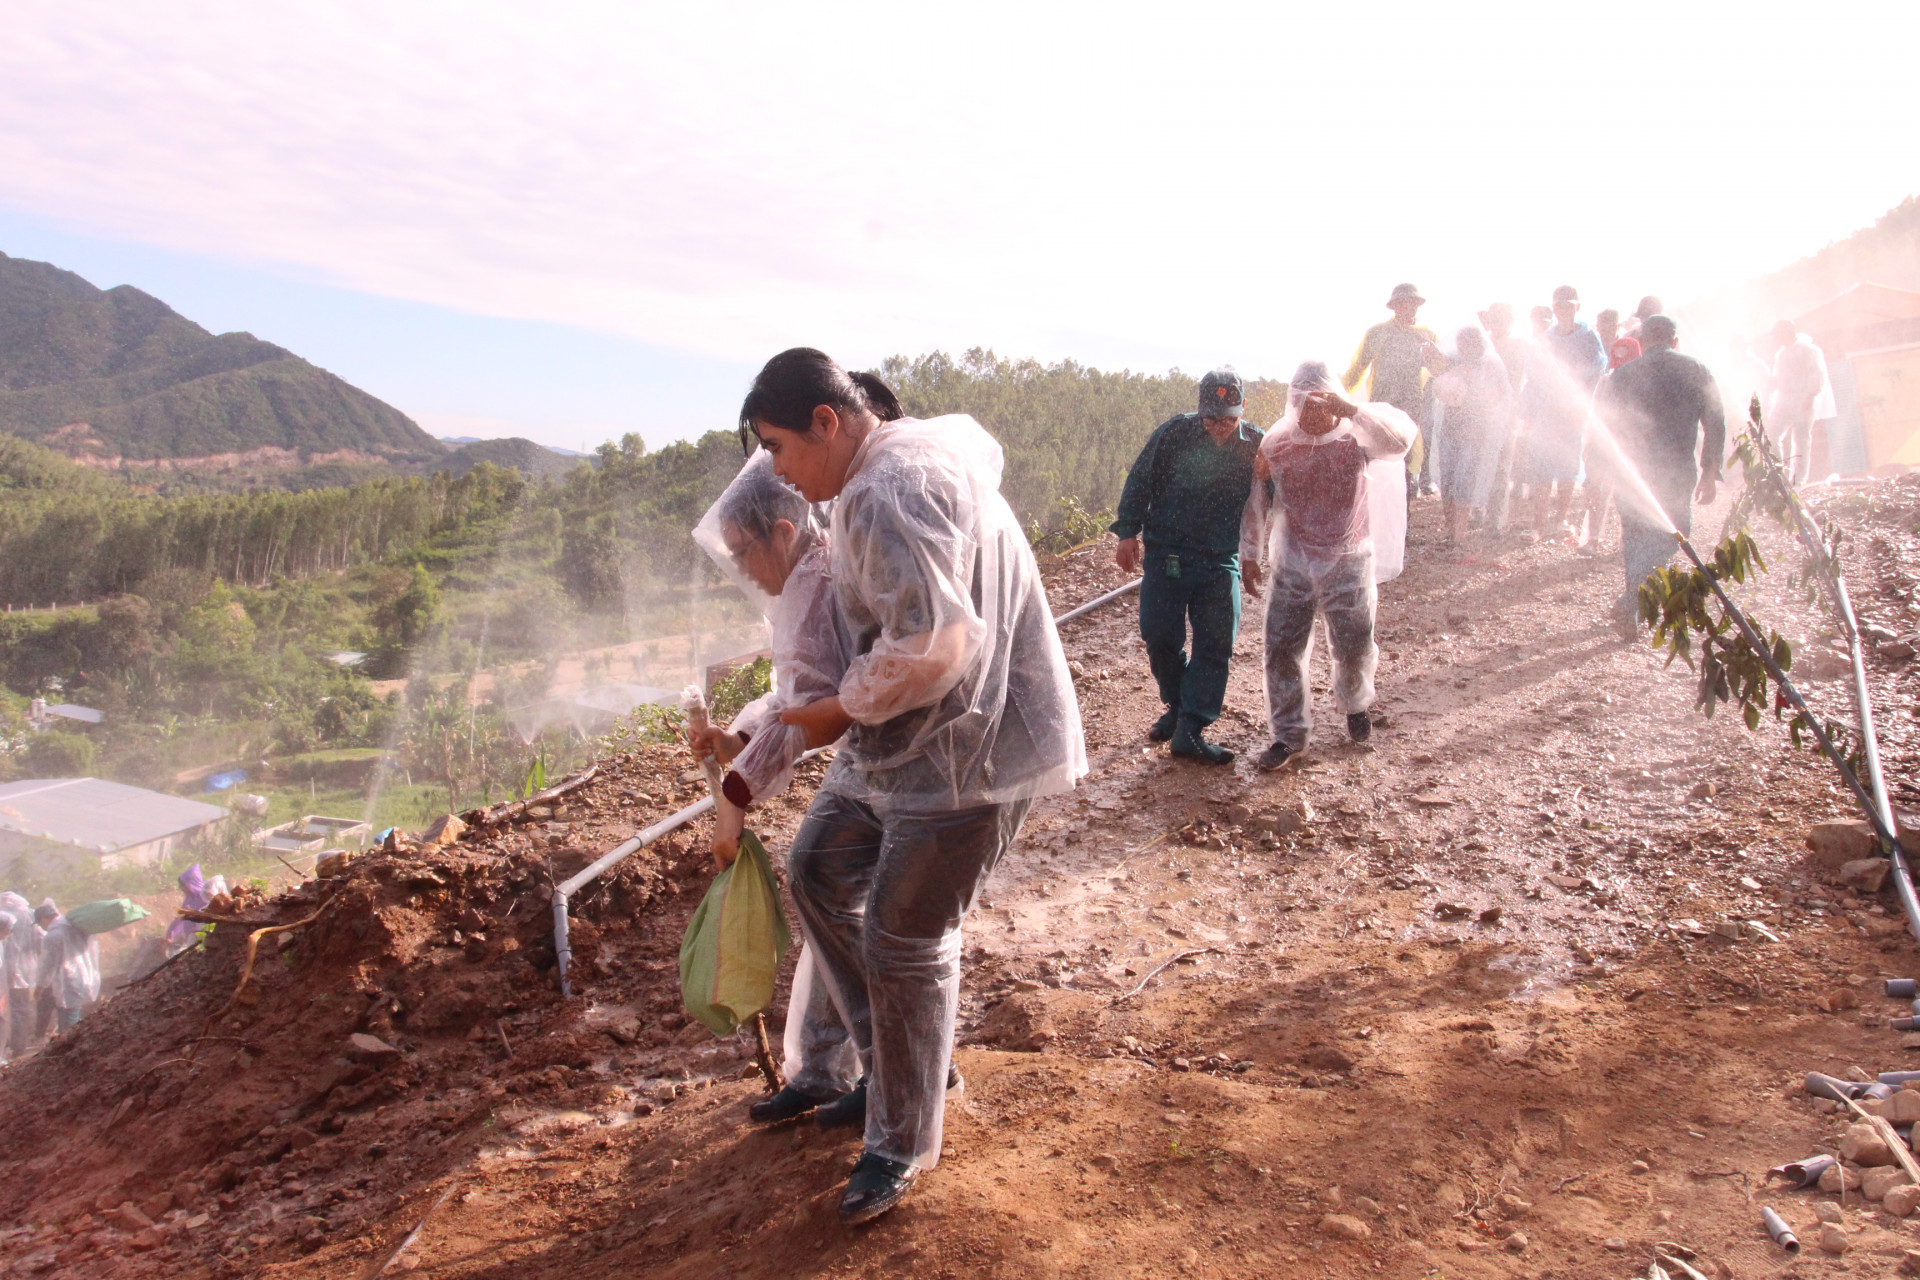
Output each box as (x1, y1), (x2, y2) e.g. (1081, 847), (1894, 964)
(743, 348), (1086, 1223)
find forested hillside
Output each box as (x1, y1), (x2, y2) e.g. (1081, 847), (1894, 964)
(0, 349), (1282, 826)
(0, 251), (440, 463)
(884, 348), (1286, 523)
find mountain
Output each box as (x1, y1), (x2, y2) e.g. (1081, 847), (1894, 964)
(442, 436), (592, 480)
(0, 252), (441, 466)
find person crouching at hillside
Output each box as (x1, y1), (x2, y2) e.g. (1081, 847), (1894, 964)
(688, 448), (863, 1126)
(1242, 362), (1415, 771)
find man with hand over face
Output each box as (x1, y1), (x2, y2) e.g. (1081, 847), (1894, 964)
(1242, 363), (1416, 771)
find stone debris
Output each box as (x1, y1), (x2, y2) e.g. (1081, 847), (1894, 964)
(1863, 1165), (1913, 1201)
(1806, 820), (1877, 870)
(1888, 1184), (1920, 1218)
(1819, 1163), (1864, 1192)
(1840, 858), (1891, 893)
(1317, 1214), (1371, 1242)
(1838, 1122), (1897, 1167)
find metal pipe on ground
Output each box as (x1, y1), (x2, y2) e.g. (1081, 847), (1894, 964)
(1673, 530), (1920, 948)
(552, 576), (1143, 996)
(1727, 414), (1920, 948)
(1053, 577), (1141, 627)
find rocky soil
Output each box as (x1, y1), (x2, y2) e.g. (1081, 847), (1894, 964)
(9, 478), (1920, 1279)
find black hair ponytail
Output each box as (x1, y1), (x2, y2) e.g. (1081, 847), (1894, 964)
(849, 370), (903, 422)
(740, 348), (902, 436)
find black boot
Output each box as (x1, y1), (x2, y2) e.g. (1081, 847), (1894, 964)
(1346, 712), (1371, 743)
(1170, 719), (1234, 765)
(749, 1084), (840, 1124)
(840, 1152), (918, 1224)
(815, 1066), (962, 1129)
(814, 1078), (867, 1129)
(1147, 705), (1180, 743)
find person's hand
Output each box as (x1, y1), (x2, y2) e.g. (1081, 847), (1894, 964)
(1115, 536), (1143, 574)
(687, 725), (745, 766)
(1243, 566), (1263, 599)
(1298, 391), (1357, 437)
(780, 696), (853, 748)
(1253, 451), (1272, 482)
(1695, 475), (1718, 507)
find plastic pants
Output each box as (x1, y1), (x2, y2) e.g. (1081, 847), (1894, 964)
(6, 989), (29, 1057)
(787, 791), (1032, 1170)
(1263, 547), (1378, 750)
(1776, 413), (1815, 486)
(1138, 552), (1240, 732)
(54, 1000), (88, 1033)
(781, 944), (860, 1098)
(1617, 474), (1693, 617)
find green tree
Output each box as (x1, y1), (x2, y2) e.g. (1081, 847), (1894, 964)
(391, 564), (441, 647)
(24, 730), (96, 777)
(560, 512), (623, 611)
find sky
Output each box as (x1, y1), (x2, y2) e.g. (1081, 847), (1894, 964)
(2, 0), (1916, 451)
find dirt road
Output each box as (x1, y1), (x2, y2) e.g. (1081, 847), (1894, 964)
(9, 483), (1920, 1279)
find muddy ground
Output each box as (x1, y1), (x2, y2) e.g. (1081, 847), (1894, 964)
(9, 478), (1920, 1280)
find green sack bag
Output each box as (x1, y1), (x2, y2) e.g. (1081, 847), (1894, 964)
(66, 898), (152, 935)
(679, 829), (791, 1036)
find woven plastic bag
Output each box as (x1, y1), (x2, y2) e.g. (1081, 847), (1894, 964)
(679, 829), (791, 1036)
(66, 898), (151, 935)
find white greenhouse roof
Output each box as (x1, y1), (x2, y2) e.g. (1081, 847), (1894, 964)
(0, 778), (228, 853)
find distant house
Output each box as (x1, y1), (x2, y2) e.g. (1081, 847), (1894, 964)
(0, 778), (229, 872)
(27, 699), (103, 729)
(1795, 284), (1920, 472)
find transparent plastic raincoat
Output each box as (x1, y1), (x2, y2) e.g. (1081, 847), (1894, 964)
(830, 415), (1086, 811)
(1242, 363), (1416, 750)
(42, 917), (99, 1016)
(691, 451), (855, 806)
(788, 413), (1083, 1172)
(1429, 328), (1513, 510)
(692, 451), (858, 1095)
(0, 891), (35, 992)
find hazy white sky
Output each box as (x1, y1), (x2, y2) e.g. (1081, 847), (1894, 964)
(2, 0), (1915, 445)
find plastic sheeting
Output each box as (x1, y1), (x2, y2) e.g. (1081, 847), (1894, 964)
(1429, 327), (1513, 511)
(41, 918), (99, 1011)
(779, 942), (860, 1097)
(786, 790), (1031, 1170)
(830, 415), (1086, 812)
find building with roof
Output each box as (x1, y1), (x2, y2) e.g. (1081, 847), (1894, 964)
(1795, 285), (1920, 472)
(0, 778), (230, 872)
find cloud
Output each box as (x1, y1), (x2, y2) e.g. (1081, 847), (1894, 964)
(2, 0), (1916, 377)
